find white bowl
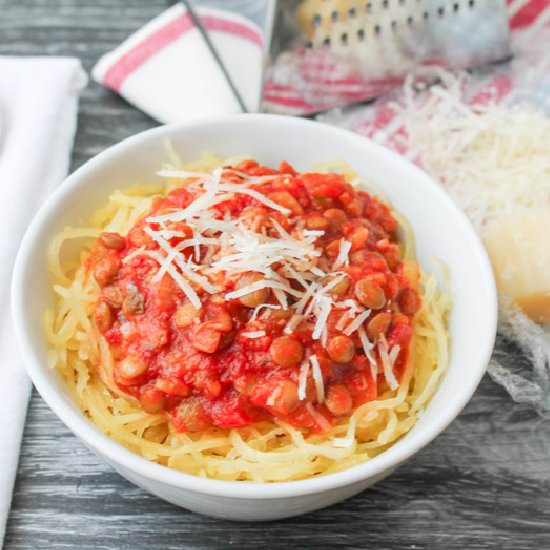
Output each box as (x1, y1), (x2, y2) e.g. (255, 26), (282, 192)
(12, 114), (497, 521)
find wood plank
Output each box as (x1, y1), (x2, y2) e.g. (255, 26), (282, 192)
(5, 380), (550, 549)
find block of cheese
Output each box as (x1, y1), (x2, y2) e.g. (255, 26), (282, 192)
(484, 208), (550, 323)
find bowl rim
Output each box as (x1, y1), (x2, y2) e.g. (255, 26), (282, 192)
(12, 113), (497, 499)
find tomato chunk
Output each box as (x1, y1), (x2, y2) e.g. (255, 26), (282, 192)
(191, 324), (222, 354)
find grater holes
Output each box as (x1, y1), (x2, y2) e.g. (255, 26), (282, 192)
(341, 32), (349, 44)
(382, 0), (389, 8)
(323, 36), (331, 47)
(407, 15), (414, 25)
(469, 0), (475, 7)
(357, 28), (366, 41)
(374, 24), (381, 35)
(312, 13), (322, 27)
(438, 6), (445, 17)
(366, 2), (372, 13)
(391, 20), (397, 31)
(348, 6), (357, 18)
(331, 10), (339, 22)
(453, 2), (459, 11)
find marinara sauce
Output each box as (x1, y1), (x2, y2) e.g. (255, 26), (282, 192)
(89, 160), (420, 433)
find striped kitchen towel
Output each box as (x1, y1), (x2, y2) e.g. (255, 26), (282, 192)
(92, 3), (264, 123)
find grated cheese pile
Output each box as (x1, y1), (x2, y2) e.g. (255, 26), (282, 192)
(396, 72), (550, 232)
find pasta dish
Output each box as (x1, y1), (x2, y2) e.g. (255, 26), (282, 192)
(46, 152), (450, 482)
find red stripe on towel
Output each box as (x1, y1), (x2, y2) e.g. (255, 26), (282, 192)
(509, 0), (549, 29)
(104, 13), (194, 92)
(103, 12), (262, 92)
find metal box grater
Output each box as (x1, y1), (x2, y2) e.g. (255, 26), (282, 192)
(262, 0), (511, 114)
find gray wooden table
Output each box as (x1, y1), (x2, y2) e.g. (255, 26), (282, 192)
(2, 1), (550, 548)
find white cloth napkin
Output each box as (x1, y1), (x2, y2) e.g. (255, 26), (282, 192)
(0, 57), (86, 543)
(92, 3), (263, 123)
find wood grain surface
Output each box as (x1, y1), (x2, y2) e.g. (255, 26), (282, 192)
(2, 1), (550, 548)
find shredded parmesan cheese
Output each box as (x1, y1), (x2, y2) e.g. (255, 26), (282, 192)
(242, 331), (266, 339)
(343, 309), (372, 336)
(293, 283), (318, 315)
(144, 227), (217, 294)
(147, 168), (224, 224)
(358, 326), (377, 377)
(250, 303), (281, 322)
(310, 355), (325, 403)
(336, 309), (356, 332)
(120, 248), (202, 309)
(334, 239), (351, 269)
(389, 344), (401, 365)
(272, 288), (289, 309)
(284, 314), (303, 335)
(312, 296), (332, 340)
(298, 361), (310, 400)
(334, 299), (360, 310)
(379, 335), (399, 390)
